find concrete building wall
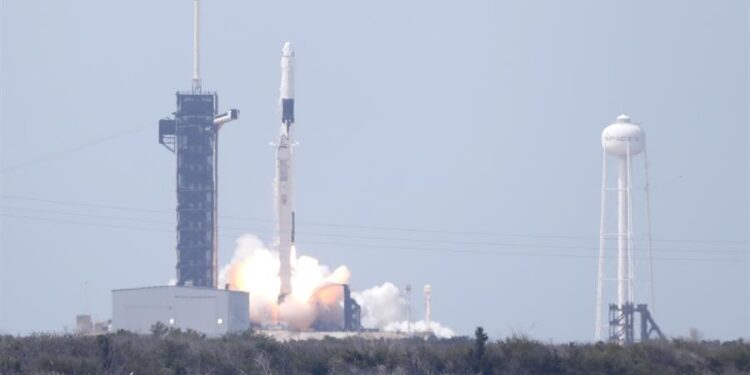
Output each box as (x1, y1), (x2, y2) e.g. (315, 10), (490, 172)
(112, 286), (249, 336)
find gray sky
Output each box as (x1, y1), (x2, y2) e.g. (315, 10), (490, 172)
(1, 0), (748, 341)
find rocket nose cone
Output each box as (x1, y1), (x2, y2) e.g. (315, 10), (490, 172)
(282, 42), (294, 57)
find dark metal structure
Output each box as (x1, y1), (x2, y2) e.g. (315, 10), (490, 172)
(160, 93), (215, 287)
(156, 0), (237, 289)
(308, 283), (362, 331)
(608, 303), (665, 344)
(343, 284), (362, 332)
(159, 93), (237, 288)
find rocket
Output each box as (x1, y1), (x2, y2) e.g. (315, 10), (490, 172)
(276, 42), (295, 304)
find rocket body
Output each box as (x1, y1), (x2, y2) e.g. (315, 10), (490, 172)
(277, 42), (295, 304)
(280, 42), (294, 124)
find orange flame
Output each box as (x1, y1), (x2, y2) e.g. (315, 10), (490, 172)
(220, 235), (351, 329)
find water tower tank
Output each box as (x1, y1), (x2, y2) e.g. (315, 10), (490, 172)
(602, 114), (645, 156)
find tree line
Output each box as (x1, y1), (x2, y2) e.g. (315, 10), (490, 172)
(0, 326), (749, 374)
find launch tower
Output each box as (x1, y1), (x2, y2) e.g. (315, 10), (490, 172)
(158, 0), (237, 288)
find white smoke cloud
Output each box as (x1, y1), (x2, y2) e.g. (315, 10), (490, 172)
(219, 234), (351, 329)
(218, 235), (281, 324)
(353, 282), (455, 338)
(383, 320), (455, 339)
(220, 234), (454, 337)
(352, 282), (406, 328)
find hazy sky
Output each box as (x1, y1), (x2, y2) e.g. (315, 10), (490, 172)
(1, 1), (748, 341)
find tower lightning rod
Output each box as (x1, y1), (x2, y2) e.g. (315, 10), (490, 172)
(192, 0), (202, 92)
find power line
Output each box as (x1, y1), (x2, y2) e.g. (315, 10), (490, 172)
(0, 204), (747, 255)
(0, 205), (173, 226)
(0, 124), (151, 174)
(0, 213), (169, 234)
(296, 239), (748, 263)
(1, 194), (747, 246)
(1, 213), (747, 263)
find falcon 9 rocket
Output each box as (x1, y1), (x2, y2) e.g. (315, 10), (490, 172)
(276, 42), (295, 304)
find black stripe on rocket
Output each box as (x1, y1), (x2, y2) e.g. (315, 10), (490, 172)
(282, 98), (294, 124)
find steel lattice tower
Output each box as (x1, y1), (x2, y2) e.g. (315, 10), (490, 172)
(158, 0), (237, 288)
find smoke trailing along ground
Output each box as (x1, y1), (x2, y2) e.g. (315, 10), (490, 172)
(353, 282), (455, 338)
(219, 234), (454, 336)
(352, 282), (405, 328)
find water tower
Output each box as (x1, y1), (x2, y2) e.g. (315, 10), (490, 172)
(595, 115), (664, 344)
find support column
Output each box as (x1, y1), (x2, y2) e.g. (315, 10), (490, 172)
(617, 156), (630, 309)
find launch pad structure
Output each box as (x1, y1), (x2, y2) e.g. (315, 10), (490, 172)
(159, 93), (237, 287)
(159, 92), (216, 287)
(112, 0), (246, 336)
(157, 0), (238, 288)
(110, 1), (364, 336)
(112, 286), (250, 336)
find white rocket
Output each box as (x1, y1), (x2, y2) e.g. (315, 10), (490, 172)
(276, 42), (295, 304)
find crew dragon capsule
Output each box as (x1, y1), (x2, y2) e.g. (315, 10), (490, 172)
(276, 42), (295, 304)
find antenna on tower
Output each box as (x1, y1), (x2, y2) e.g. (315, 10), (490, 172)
(191, 0), (202, 92)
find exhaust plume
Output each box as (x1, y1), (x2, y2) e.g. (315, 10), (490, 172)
(220, 234), (454, 337)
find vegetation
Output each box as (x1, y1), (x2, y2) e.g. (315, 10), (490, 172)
(1, 327), (749, 374)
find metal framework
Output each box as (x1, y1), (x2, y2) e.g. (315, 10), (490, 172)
(157, 0), (237, 288)
(343, 284), (362, 331)
(160, 93), (219, 287)
(308, 283), (362, 331)
(608, 303), (665, 344)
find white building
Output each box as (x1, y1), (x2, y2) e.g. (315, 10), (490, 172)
(112, 286), (249, 336)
